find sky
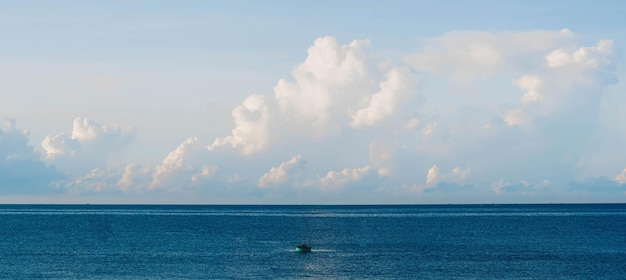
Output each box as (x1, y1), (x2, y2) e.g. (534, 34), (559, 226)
(1, 1), (626, 204)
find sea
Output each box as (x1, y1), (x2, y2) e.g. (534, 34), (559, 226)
(0, 204), (625, 279)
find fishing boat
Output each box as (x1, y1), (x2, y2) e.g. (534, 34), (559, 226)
(295, 244), (312, 253)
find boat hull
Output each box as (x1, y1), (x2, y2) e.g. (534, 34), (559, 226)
(295, 246), (311, 253)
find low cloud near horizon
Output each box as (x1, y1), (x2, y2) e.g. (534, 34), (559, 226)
(2, 29), (626, 203)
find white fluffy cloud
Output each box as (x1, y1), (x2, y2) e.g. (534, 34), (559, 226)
(5, 29), (623, 202)
(40, 117), (136, 177)
(275, 37), (371, 132)
(399, 29), (619, 194)
(58, 135), (216, 193)
(425, 165), (440, 185)
(42, 117), (136, 160)
(403, 165), (470, 194)
(501, 38), (614, 129)
(258, 154), (303, 188)
(207, 94), (272, 155)
(209, 36), (418, 155)
(41, 133), (74, 159)
(516, 74), (543, 104)
(350, 67), (415, 128)
(320, 165), (372, 191)
(151, 136), (203, 189)
(546, 40), (613, 69)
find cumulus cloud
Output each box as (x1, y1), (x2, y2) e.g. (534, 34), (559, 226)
(504, 39), (615, 141)
(203, 31), (620, 201)
(451, 167), (470, 182)
(151, 136), (205, 190)
(1, 118), (34, 160)
(0, 117), (64, 193)
(350, 67), (415, 128)
(615, 169), (626, 185)
(516, 74), (543, 104)
(405, 31), (616, 165)
(6, 30), (624, 202)
(40, 117), (136, 178)
(274, 37), (371, 132)
(406, 29), (575, 80)
(58, 136), (215, 193)
(546, 40), (613, 69)
(71, 117), (135, 145)
(406, 31), (617, 194)
(64, 167), (121, 193)
(41, 133), (75, 159)
(209, 36), (418, 155)
(207, 94), (272, 155)
(425, 165), (440, 186)
(174, 30), (624, 203)
(117, 164), (151, 192)
(544, 40), (617, 88)
(258, 154), (303, 188)
(320, 165), (372, 191)
(191, 165), (217, 183)
(34, 114), (232, 193)
(62, 164), (152, 193)
(404, 164), (471, 194)
(42, 117), (136, 160)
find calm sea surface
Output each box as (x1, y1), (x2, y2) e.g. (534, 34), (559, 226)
(0, 204), (625, 279)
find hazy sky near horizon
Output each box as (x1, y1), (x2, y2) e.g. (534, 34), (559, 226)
(1, 1), (626, 204)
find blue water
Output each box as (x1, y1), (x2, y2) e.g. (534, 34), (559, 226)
(0, 204), (625, 279)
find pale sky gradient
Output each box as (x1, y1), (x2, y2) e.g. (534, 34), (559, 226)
(1, 1), (626, 204)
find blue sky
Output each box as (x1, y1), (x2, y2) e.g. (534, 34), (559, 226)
(1, 1), (626, 204)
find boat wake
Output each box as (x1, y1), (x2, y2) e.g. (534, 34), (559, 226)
(309, 249), (335, 252)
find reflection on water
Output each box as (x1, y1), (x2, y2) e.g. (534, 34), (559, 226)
(0, 204), (624, 279)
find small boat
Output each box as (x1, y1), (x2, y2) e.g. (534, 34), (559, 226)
(295, 244), (312, 253)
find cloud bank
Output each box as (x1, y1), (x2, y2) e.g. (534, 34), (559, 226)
(0, 118), (64, 194)
(2, 29), (625, 202)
